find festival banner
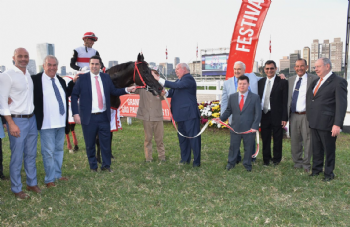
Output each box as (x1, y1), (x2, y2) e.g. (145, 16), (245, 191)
(119, 94), (172, 121)
(226, 0), (271, 80)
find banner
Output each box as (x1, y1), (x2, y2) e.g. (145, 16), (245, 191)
(226, 0), (271, 80)
(119, 94), (172, 121)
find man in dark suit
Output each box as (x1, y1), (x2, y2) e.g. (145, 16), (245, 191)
(307, 58), (347, 181)
(287, 59), (318, 172)
(216, 75), (261, 171)
(32, 55), (78, 188)
(152, 63), (201, 167)
(258, 60), (288, 166)
(71, 55), (136, 172)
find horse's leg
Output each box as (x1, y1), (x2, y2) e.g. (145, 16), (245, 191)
(96, 134), (101, 164)
(71, 124), (79, 151)
(66, 134), (73, 153)
(110, 132), (114, 159)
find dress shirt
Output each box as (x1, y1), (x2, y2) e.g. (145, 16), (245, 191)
(238, 90), (248, 104)
(292, 73), (307, 112)
(313, 71), (332, 93)
(90, 72), (106, 113)
(0, 66), (34, 115)
(41, 73), (67, 129)
(261, 75), (276, 111)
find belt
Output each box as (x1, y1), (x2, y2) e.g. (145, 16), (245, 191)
(92, 112), (104, 115)
(11, 112), (34, 118)
(294, 111), (306, 115)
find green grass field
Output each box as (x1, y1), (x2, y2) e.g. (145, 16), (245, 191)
(0, 118), (349, 226)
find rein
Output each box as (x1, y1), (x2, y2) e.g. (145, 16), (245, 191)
(133, 61), (148, 89)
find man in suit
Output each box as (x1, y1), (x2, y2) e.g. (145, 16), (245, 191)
(307, 58), (347, 181)
(258, 60), (288, 166)
(71, 55), (136, 172)
(287, 59), (318, 172)
(152, 63), (201, 167)
(215, 75), (261, 171)
(32, 55), (78, 188)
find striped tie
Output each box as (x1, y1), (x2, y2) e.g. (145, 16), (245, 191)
(51, 78), (65, 115)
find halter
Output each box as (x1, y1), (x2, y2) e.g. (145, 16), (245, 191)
(133, 61), (151, 90)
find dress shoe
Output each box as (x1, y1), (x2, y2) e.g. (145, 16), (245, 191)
(179, 160), (190, 165)
(14, 191), (30, 200)
(26, 185), (42, 194)
(101, 167), (113, 172)
(273, 162), (280, 166)
(246, 169), (252, 172)
(193, 164), (200, 168)
(46, 182), (56, 188)
(59, 177), (68, 181)
(263, 162), (270, 167)
(226, 164), (234, 171)
(322, 174), (335, 182)
(309, 172), (320, 177)
(90, 168), (98, 172)
(0, 174), (9, 180)
(73, 145), (79, 151)
(236, 160), (241, 164)
(111, 154), (115, 159)
(251, 158), (256, 163)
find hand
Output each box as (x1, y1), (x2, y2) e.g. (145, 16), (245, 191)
(281, 121), (287, 128)
(73, 75), (79, 83)
(251, 128), (257, 133)
(279, 74), (286, 80)
(151, 71), (160, 81)
(161, 89), (166, 96)
(3, 124), (7, 132)
(127, 86), (137, 93)
(73, 114), (81, 124)
(8, 97), (13, 105)
(8, 123), (20, 138)
(331, 125), (341, 137)
(212, 117), (221, 123)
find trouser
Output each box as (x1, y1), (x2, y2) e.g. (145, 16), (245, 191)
(143, 120), (165, 161)
(228, 132), (255, 170)
(177, 118), (201, 165)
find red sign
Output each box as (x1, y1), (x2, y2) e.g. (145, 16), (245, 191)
(226, 0), (271, 80)
(119, 94), (172, 121)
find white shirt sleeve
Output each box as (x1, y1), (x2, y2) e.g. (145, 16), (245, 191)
(0, 73), (12, 116)
(158, 78), (165, 86)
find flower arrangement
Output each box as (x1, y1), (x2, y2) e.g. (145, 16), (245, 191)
(198, 100), (228, 128)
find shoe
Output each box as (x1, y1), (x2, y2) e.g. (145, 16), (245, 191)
(193, 164), (200, 168)
(236, 160), (241, 164)
(309, 172), (320, 177)
(46, 182), (56, 188)
(58, 177), (68, 181)
(263, 162), (270, 166)
(90, 168), (98, 172)
(26, 185), (42, 194)
(0, 174), (9, 180)
(322, 174), (335, 182)
(73, 145), (79, 151)
(111, 154), (115, 159)
(14, 191), (30, 200)
(226, 164), (234, 171)
(251, 158), (256, 163)
(101, 167), (113, 172)
(273, 162), (280, 166)
(179, 160), (189, 165)
(246, 169), (252, 172)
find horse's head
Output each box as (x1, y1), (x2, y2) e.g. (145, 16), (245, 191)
(135, 53), (163, 96)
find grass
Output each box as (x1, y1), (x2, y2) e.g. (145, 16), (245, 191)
(0, 118), (350, 226)
(196, 86), (219, 90)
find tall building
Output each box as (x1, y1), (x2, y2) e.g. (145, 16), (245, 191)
(253, 61), (259, 73)
(289, 50), (300, 74)
(174, 57), (180, 67)
(61, 66), (67, 76)
(330, 37), (343, 72)
(303, 47), (311, 72)
(108, 61), (118, 69)
(158, 63), (173, 76)
(27, 59), (37, 75)
(279, 56), (290, 71)
(149, 62), (156, 69)
(310, 39), (320, 68)
(36, 43), (55, 72)
(188, 61), (201, 76)
(0, 65), (6, 73)
(321, 39), (330, 58)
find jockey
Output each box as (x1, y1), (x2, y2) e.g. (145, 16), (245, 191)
(70, 32), (105, 71)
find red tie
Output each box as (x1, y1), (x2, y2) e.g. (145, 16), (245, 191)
(239, 95), (244, 111)
(95, 76), (103, 110)
(313, 78), (323, 96)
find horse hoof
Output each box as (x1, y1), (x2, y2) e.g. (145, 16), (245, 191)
(69, 149), (74, 154)
(73, 145), (79, 151)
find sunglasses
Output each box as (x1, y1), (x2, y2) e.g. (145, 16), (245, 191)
(265, 68), (275, 70)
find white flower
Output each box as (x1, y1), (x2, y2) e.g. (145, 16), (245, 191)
(217, 123), (221, 128)
(207, 111), (212, 116)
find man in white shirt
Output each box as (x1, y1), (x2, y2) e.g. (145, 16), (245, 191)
(32, 55), (77, 188)
(0, 48), (40, 200)
(287, 59), (317, 172)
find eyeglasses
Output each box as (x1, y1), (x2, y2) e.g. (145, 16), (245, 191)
(265, 68), (275, 70)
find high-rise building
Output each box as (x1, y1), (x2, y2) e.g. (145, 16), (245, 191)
(27, 59), (37, 75)
(310, 39), (320, 68)
(330, 37), (343, 72)
(149, 62), (156, 69)
(36, 43), (55, 72)
(158, 63), (173, 76)
(321, 39), (330, 58)
(108, 61), (118, 69)
(188, 61), (201, 76)
(61, 66), (67, 76)
(253, 61), (259, 73)
(279, 56), (290, 71)
(289, 50), (300, 74)
(0, 65), (6, 73)
(174, 57), (180, 67)
(303, 47), (311, 72)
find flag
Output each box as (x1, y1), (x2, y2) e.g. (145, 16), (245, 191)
(166, 47), (168, 60)
(269, 37), (271, 53)
(196, 44), (198, 58)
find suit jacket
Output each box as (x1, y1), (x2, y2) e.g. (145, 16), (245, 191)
(71, 72), (127, 125)
(258, 75), (289, 126)
(287, 73), (318, 118)
(135, 88), (164, 121)
(164, 73), (200, 122)
(220, 91), (261, 132)
(31, 72), (74, 133)
(221, 73), (261, 124)
(306, 72), (347, 131)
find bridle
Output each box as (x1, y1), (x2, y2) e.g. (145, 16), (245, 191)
(133, 61), (154, 92)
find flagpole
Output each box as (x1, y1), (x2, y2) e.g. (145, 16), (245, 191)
(269, 35), (271, 59)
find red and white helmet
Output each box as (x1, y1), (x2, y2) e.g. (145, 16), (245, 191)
(82, 32), (98, 41)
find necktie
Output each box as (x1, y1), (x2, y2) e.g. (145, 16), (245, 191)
(239, 95), (244, 111)
(313, 78), (323, 96)
(95, 76), (103, 110)
(51, 78), (65, 115)
(290, 77), (302, 113)
(263, 80), (271, 114)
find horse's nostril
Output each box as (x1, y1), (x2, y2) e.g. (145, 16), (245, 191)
(158, 88), (162, 90)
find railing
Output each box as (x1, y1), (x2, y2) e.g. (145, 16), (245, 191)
(196, 80), (224, 100)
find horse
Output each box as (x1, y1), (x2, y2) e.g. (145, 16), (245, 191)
(96, 53), (163, 163)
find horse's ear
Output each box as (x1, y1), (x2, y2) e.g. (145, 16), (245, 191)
(140, 53), (144, 62)
(137, 53), (141, 62)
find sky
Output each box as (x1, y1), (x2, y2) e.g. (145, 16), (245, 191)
(0, 0), (348, 73)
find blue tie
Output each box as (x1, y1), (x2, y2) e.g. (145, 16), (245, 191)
(290, 77), (302, 113)
(51, 78), (65, 115)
